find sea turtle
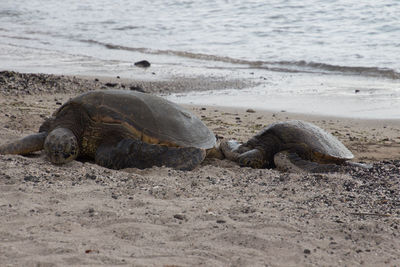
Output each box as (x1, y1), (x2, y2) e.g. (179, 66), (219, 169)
(0, 90), (219, 171)
(221, 120), (354, 172)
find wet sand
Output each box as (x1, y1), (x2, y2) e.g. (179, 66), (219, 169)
(0, 71), (399, 266)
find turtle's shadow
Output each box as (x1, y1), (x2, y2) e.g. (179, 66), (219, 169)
(22, 152), (95, 165)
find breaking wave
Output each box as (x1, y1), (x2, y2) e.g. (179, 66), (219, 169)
(81, 39), (400, 80)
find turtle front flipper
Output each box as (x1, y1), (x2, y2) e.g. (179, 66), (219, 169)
(0, 132), (47, 155)
(274, 151), (340, 173)
(237, 149), (265, 168)
(95, 139), (206, 171)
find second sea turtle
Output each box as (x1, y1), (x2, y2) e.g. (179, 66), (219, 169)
(221, 120), (354, 172)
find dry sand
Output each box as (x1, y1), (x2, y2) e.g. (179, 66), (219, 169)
(0, 71), (399, 266)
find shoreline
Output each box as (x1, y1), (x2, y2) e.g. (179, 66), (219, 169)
(3, 53), (400, 120)
(0, 70), (400, 266)
(165, 71), (400, 120)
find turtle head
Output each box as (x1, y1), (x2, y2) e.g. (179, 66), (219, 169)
(44, 128), (79, 164)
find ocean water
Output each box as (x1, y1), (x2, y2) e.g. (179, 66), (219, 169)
(0, 0), (399, 118)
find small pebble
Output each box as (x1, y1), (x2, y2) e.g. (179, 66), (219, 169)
(24, 175), (40, 183)
(173, 214), (186, 220)
(85, 249), (99, 254)
(105, 82), (118, 87)
(85, 173), (97, 180)
(129, 85), (145, 92)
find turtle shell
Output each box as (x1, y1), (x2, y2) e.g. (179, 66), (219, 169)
(256, 120), (354, 160)
(55, 90), (216, 149)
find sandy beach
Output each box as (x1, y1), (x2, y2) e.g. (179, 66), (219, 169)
(0, 71), (399, 266)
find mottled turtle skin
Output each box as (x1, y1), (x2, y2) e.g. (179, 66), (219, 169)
(0, 90), (218, 171)
(221, 120), (354, 173)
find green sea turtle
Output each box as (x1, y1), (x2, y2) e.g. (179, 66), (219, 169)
(221, 120), (354, 173)
(0, 90), (219, 171)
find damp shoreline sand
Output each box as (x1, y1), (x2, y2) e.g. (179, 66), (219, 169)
(0, 71), (399, 266)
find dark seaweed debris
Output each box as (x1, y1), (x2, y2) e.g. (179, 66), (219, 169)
(0, 70), (256, 96)
(0, 71), (147, 96)
(0, 71), (100, 96)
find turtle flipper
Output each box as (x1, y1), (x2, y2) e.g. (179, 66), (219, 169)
(274, 151), (340, 173)
(237, 149), (265, 168)
(95, 139), (206, 171)
(0, 132), (47, 155)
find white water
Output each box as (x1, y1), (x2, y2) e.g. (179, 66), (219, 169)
(167, 71), (400, 119)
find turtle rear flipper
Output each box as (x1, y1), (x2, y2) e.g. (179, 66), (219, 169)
(0, 132), (47, 155)
(95, 139), (206, 171)
(274, 151), (340, 173)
